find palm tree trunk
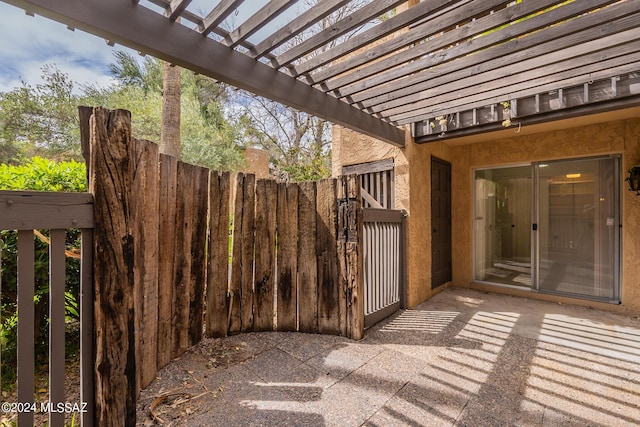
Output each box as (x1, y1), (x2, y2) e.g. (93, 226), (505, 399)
(161, 61), (181, 158)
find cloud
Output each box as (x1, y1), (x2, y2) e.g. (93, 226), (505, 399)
(0, 3), (135, 92)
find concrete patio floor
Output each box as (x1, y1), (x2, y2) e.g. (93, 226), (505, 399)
(136, 288), (640, 426)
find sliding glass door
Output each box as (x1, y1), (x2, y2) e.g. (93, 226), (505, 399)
(474, 166), (532, 287)
(474, 156), (620, 302)
(534, 157), (620, 301)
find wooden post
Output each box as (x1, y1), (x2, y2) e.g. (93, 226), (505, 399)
(157, 153), (178, 369)
(78, 106), (93, 184)
(276, 183), (298, 331)
(316, 178), (340, 335)
(298, 181), (318, 333)
(230, 173), (256, 333)
(338, 175), (364, 340)
(132, 138), (160, 391)
(253, 179), (277, 331)
(206, 171), (231, 337)
(172, 162), (195, 357)
(188, 165), (209, 346)
(89, 107), (137, 426)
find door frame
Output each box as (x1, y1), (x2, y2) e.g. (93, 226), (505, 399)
(431, 156), (452, 289)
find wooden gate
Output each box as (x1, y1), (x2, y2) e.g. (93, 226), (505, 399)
(363, 208), (405, 328)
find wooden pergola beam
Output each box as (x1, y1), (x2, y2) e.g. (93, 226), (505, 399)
(376, 24), (640, 118)
(165, 0), (191, 22)
(250, 0), (349, 59)
(324, 0), (583, 94)
(395, 55), (640, 125)
(292, 0), (461, 80)
(354, 3), (640, 109)
(200, 0), (245, 36)
(6, 0), (405, 146)
(272, 0), (406, 69)
(223, 0), (293, 49)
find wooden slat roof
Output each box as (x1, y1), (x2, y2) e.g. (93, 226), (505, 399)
(4, 0), (640, 146)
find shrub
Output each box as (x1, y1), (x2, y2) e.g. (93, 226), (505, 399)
(0, 157), (86, 390)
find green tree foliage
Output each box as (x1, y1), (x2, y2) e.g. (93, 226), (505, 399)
(89, 51), (244, 171)
(0, 157), (86, 390)
(0, 65), (82, 163)
(1, 52), (244, 171)
(235, 96), (331, 182)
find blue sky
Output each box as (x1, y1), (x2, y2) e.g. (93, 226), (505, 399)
(0, 2), (131, 93)
(0, 0), (294, 93)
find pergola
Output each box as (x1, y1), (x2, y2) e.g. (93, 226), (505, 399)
(4, 0), (640, 146)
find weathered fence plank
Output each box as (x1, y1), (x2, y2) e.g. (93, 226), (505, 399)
(316, 178), (340, 335)
(298, 181), (318, 333)
(253, 179), (277, 331)
(276, 182), (298, 331)
(132, 138), (160, 390)
(229, 174), (243, 334)
(157, 154), (178, 369)
(172, 162), (196, 357)
(230, 173), (257, 333)
(90, 107), (136, 426)
(206, 171), (231, 337)
(338, 175), (364, 341)
(189, 165), (209, 345)
(240, 174), (256, 333)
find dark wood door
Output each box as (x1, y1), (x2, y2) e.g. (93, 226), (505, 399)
(431, 157), (452, 288)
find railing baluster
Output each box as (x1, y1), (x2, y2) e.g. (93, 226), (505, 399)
(80, 229), (95, 427)
(17, 230), (35, 426)
(49, 229), (66, 427)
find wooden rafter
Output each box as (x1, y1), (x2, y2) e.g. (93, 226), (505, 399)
(5, 0), (405, 146)
(250, 0), (350, 59)
(164, 0), (191, 21)
(272, 0), (406, 70)
(380, 27), (640, 121)
(292, 0), (462, 80)
(2, 0), (638, 145)
(355, 2), (640, 109)
(223, 0), (294, 49)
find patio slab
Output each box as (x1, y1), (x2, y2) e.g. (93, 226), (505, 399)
(136, 287), (640, 426)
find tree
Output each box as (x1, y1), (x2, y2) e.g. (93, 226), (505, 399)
(231, 0), (371, 181)
(0, 65), (82, 163)
(87, 51), (244, 171)
(235, 96), (331, 181)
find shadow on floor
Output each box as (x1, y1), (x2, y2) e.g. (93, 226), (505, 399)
(136, 288), (640, 426)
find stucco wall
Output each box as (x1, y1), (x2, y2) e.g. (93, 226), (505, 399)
(446, 119), (640, 314)
(332, 124), (454, 307)
(333, 117), (640, 314)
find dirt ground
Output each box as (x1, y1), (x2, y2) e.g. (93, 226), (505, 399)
(0, 355), (81, 427)
(136, 334), (262, 426)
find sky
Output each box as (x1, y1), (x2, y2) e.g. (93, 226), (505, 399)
(0, 0), (293, 94)
(0, 2), (124, 93)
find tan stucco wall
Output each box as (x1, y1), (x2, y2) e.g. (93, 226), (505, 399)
(332, 125), (455, 307)
(446, 118), (640, 314)
(332, 117), (640, 315)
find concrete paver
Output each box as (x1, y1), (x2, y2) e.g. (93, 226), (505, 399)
(137, 288), (640, 426)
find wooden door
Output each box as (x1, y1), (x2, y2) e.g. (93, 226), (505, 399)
(431, 157), (452, 288)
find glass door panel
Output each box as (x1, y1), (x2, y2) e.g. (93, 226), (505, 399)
(474, 166), (532, 287)
(535, 157), (619, 301)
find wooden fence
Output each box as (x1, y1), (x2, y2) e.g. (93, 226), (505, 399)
(84, 107), (363, 426)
